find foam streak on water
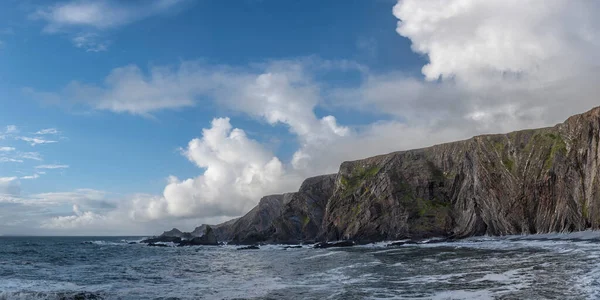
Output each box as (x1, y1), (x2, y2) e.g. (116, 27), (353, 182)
(0, 233), (599, 299)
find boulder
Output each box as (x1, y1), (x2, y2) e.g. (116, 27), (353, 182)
(237, 245), (260, 250)
(313, 240), (355, 249)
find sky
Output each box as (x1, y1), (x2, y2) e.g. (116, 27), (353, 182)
(1, 0), (600, 236)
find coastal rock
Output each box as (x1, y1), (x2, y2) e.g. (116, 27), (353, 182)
(271, 175), (337, 243)
(190, 218), (238, 241)
(147, 243), (169, 247)
(236, 245), (260, 250)
(226, 194), (289, 244)
(313, 241), (355, 249)
(178, 226), (218, 246)
(321, 106), (600, 241)
(141, 236), (181, 244)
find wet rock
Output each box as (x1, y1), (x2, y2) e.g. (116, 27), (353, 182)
(177, 226), (218, 246)
(313, 240), (355, 249)
(237, 245), (260, 250)
(283, 245), (303, 249)
(147, 243), (169, 247)
(59, 292), (104, 300)
(141, 236), (181, 244)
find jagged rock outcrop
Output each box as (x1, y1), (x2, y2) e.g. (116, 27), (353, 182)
(153, 106), (600, 244)
(271, 175), (336, 243)
(191, 218), (238, 242)
(226, 194), (289, 244)
(160, 228), (192, 240)
(178, 225), (218, 246)
(321, 106), (600, 242)
(142, 225), (218, 246)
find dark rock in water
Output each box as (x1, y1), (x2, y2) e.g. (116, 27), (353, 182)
(147, 243), (169, 247)
(386, 240), (419, 247)
(128, 242), (137, 245)
(59, 292), (103, 300)
(421, 238), (453, 244)
(237, 245), (260, 250)
(283, 245), (303, 249)
(178, 225), (218, 246)
(161, 228), (184, 237)
(141, 236), (181, 244)
(313, 241), (355, 249)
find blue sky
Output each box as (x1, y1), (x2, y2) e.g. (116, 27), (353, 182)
(0, 0), (599, 235)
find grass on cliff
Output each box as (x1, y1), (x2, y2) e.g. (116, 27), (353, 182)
(543, 133), (567, 170)
(340, 165), (381, 197)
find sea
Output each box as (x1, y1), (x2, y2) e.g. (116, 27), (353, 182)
(1, 232), (600, 300)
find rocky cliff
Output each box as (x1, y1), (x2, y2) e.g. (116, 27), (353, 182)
(154, 106), (600, 244)
(321, 106), (600, 242)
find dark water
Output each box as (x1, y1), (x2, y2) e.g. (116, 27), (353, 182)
(1, 233), (600, 299)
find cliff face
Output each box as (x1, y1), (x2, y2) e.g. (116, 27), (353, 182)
(209, 175), (336, 244)
(154, 106), (600, 244)
(226, 194), (288, 244)
(321, 106), (600, 242)
(272, 175), (336, 243)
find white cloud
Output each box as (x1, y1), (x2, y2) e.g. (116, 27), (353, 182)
(20, 174), (41, 180)
(393, 0), (600, 87)
(42, 205), (107, 229)
(130, 117), (301, 220)
(0, 177), (20, 196)
(18, 152), (43, 161)
(0, 147), (15, 152)
(35, 164), (69, 169)
(72, 33), (109, 52)
(35, 128), (60, 135)
(1, 125), (18, 139)
(0, 158), (24, 163)
(29, 59), (365, 116)
(5, 125), (17, 134)
(18, 137), (58, 146)
(31, 0), (189, 32)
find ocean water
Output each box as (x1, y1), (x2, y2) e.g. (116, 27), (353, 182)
(1, 233), (600, 300)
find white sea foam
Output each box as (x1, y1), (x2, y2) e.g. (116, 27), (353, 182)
(302, 251), (343, 260)
(430, 289), (494, 300)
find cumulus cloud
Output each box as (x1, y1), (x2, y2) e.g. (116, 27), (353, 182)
(0, 147), (15, 152)
(394, 0), (600, 85)
(378, 0), (600, 129)
(42, 205), (107, 229)
(130, 117), (301, 220)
